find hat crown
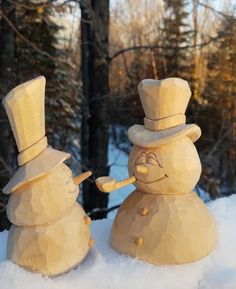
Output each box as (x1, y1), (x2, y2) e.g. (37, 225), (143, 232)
(2, 76), (46, 153)
(138, 78), (191, 130)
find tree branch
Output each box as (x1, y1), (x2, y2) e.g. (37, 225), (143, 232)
(109, 32), (224, 62)
(193, 0), (236, 19)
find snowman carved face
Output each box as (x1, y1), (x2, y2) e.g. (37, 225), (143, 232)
(128, 136), (202, 194)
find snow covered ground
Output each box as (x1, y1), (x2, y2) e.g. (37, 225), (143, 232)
(1, 195), (236, 289)
(1, 141), (235, 288)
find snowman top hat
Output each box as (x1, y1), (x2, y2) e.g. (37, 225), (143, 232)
(2, 76), (70, 194)
(128, 77), (201, 148)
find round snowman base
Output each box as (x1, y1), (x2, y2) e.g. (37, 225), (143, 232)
(110, 191), (217, 265)
(7, 203), (91, 276)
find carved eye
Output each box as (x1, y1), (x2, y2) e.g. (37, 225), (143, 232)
(146, 152), (163, 167)
(146, 155), (159, 165)
(135, 154), (146, 165)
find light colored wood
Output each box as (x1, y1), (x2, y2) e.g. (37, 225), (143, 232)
(138, 78), (191, 127)
(84, 216), (92, 225)
(136, 238), (144, 247)
(140, 207), (149, 216)
(8, 203), (91, 277)
(96, 176), (136, 192)
(128, 123), (201, 148)
(128, 78), (201, 147)
(73, 171), (92, 185)
(3, 147), (70, 195)
(3, 77), (92, 276)
(7, 163), (80, 226)
(96, 77), (217, 265)
(88, 238), (95, 248)
(136, 165), (148, 174)
(2, 76), (46, 163)
(18, 136), (47, 166)
(128, 137), (202, 195)
(111, 191), (217, 264)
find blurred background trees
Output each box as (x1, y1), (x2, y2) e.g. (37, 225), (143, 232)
(0, 0), (235, 229)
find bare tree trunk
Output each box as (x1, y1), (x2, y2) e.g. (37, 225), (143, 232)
(80, 0), (110, 219)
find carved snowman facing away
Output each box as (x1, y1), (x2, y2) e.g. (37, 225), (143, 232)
(3, 76), (93, 276)
(96, 78), (217, 265)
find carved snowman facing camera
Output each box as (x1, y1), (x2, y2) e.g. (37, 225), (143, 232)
(96, 78), (217, 265)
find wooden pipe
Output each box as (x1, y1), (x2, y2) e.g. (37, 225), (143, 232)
(73, 171), (92, 185)
(96, 176), (136, 193)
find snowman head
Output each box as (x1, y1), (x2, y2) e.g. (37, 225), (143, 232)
(128, 136), (201, 194)
(14, 163), (79, 197)
(7, 163), (79, 226)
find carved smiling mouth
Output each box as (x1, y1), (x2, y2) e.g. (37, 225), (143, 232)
(136, 174), (168, 184)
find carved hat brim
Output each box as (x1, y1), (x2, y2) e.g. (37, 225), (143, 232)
(128, 124), (201, 148)
(3, 147), (70, 194)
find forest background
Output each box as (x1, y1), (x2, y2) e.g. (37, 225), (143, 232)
(0, 0), (235, 230)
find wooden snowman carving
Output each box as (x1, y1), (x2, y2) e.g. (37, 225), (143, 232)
(2, 76), (93, 276)
(96, 78), (217, 265)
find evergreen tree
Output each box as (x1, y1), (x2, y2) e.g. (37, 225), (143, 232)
(202, 16), (236, 192)
(162, 0), (193, 79)
(0, 0), (80, 230)
(15, 1), (80, 163)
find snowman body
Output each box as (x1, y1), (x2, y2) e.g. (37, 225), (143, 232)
(111, 137), (217, 264)
(7, 162), (91, 276)
(8, 202), (91, 276)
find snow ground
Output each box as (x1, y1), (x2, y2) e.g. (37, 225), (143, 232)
(1, 195), (236, 289)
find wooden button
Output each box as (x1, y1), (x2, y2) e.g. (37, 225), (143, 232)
(136, 237), (144, 246)
(88, 238), (95, 248)
(141, 207), (149, 216)
(84, 215), (92, 225)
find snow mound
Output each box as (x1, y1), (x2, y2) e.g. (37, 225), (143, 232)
(1, 195), (236, 289)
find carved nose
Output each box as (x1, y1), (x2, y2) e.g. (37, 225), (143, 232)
(73, 171), (92, 185)
(136, 165), (148, 174)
